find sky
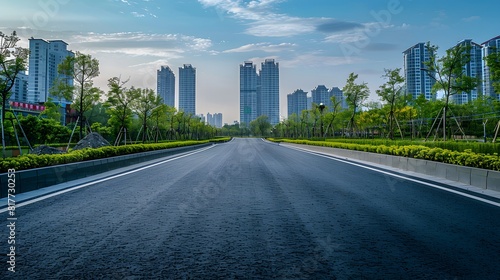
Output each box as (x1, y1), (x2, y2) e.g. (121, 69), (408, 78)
(1, 0), (499, 124)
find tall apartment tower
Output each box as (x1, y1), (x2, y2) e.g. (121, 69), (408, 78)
(179, 64), (196, 115)
(452, 39), (483, 105)
(259, 59), (280, 125)
(240, 61), (258, 126)
(403, 43), (436, 100)
(311, 85), (330, 106)
(482, 35), (500, 100)
(329, 87), (348, 109)
(27, 38), (74, 104)
(9, 72), (29, 103)
(287, 89), (308, 119)
(157, 66), (175, 108)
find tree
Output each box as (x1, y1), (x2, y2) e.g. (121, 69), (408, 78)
(132, 88), (162, 143)
(106, 77), (140, 145)
(0, 31), (28, 156)
(39, 98), (62, 122)
(423, 42), (478, 140)
(323, 96), (342, 137)
(485, 47), (500, 94)
(343, 72), (370, 136)
(56, 51), (101, 140)
(250, 115), (271, 136)
(376, 68), (405, 139)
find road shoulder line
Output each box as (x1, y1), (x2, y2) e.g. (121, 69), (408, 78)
(279, 143), (500, 207)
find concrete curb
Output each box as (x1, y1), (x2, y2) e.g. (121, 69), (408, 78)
(282, 143), (500, 192)
(0, 143), (212, 198)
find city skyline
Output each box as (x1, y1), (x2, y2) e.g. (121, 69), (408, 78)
(1, 0), (499, 123)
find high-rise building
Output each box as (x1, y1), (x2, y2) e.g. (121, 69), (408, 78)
(9, 72), (28, 103)
(27, 38), (74, 104)
(179, 64), (196, 115)
(240, 61), (258, 126)
(157, 66), (175, 108)
(452, 39), (483, 105)
(329, 87), (348, 110)
(482, 35), (500, 100)
(207, 112), (223, 128)
(287, 89), (308, 119)
(259, 59), (280, 125)
(311, 85), (330, 106)
(403, 42), (436, 100)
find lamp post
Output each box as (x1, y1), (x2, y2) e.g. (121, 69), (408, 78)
(319, 103), (326, 138)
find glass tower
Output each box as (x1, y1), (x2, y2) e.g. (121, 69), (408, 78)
(157, 66), (175, 108)
(179, 64), (196, 115)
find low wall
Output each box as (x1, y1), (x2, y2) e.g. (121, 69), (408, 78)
(0, 143), (212, 198)
(284, 143), (500, 191)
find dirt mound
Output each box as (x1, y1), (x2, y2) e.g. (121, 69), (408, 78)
(31, 145), (65, 155)
(73, 132), (111, 150)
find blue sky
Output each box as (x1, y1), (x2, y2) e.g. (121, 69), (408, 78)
(1, 0), (498, 123)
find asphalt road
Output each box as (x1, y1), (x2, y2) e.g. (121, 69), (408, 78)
(1, 138), (500, 279)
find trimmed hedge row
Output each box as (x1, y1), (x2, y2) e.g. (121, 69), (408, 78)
(0, 139), (230, 172)
(322, 138), (500, 155)
(268, 138), (500, 171)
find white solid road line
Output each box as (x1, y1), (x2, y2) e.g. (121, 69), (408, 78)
(0, 145), (216, 213)
(282, 144), (500, 208)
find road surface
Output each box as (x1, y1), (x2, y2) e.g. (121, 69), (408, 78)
(1, 138), (500, 279)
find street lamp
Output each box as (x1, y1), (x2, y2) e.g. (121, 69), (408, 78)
(319, 103), (326, 138)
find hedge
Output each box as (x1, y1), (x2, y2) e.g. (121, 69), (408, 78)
(268, 138), (500, 171)
(0, 138), (231, 172)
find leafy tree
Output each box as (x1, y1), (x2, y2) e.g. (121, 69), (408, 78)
(323, 96), (342, 137)
(250, 115), (271, 136)
(484, 47), (500, 94)
(105, 77), (140, 145)
(423, 42), (478, 140)
(343, 72), (370, 136)
(132, 88), (162, 143)
(56, 51), (101, 140)
(39, 98), (62, 122)
(150, 104), (169, 142)
(376, 68), (405, 139)
(0, 31), (28, 155)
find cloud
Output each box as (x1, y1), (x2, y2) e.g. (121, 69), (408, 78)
(283, 52), (364, 68)
(462, 16), (480, 22)
(223, 42), (296, 53)
(198, 0), (319, 37)
(316, 20), (364, 33)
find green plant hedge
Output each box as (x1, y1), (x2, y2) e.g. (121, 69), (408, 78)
(0, 139), (231, 172)
(268, 138), (500, 171)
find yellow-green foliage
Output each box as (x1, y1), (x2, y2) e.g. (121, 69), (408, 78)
(0, 140), (222, 172)
(267, 138), (500, 171)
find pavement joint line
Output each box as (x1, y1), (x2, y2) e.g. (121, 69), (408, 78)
(279, 143), (500, 208)
(0, 145), (216, 212)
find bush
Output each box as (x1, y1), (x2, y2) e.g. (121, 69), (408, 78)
(272, 138), (500, 171)
(0, 139), (230, 172)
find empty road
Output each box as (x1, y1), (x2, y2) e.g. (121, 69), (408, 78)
(2, 138), (500, 279)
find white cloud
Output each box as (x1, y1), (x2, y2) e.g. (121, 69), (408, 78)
(198, 0), (320, 37)
(224, 42), (296, 53)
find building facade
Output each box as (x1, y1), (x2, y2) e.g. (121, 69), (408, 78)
(157, 66), (175, 108)
(178, 64), (196, 115)
(482, 35), (500, 100)
(207, 112), (223, 128)
(330, 87), (348, 110)
(287, 89), (308, 119)
(403, 42), (436, 100)
(452, 39), (483, 105)
(259, 59), (280, 125)
(311, 85), (330, 107)
(240, 61), (258, 126)
(27, 39), (73, 104)
(9, 72), (29, 103)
